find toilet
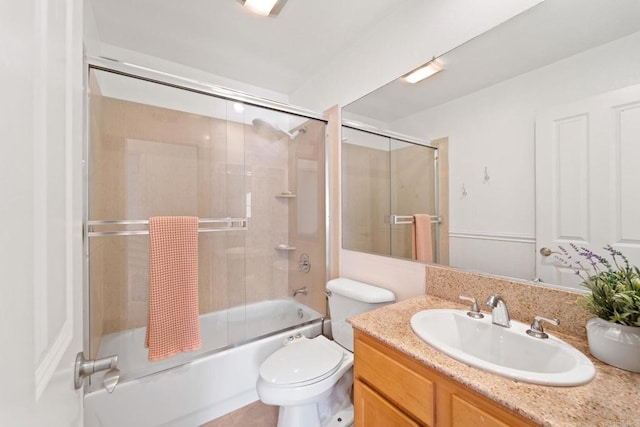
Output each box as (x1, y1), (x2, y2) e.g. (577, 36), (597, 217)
(257, 278), (395, 427)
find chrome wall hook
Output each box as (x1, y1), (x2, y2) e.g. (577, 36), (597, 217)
(483, 166), (490, 183)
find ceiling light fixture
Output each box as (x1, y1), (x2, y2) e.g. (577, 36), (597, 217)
(238, 0), (288, 17)
(402, 59), (443, 84)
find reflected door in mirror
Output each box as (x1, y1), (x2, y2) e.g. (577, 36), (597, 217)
(535, 83), (640, 289)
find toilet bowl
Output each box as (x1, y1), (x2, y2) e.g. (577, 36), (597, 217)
(256, 278), (395, 427)
(257, 335), (354, 427)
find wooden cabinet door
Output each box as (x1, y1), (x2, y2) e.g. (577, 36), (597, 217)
(451, 394), (512, 427)
(354, 331), (435, 425)
(354, 379), (421, 427)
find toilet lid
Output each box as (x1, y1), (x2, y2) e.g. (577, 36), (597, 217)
(260, 336), (344, 386)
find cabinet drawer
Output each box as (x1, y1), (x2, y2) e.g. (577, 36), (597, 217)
(354, 379), (421, 427)
(355, 336), (435, 426)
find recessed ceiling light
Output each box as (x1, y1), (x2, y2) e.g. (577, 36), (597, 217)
(238, 0), (288, 17)
(403, 59), (444, 84)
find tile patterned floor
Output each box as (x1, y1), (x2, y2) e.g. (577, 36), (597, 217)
(200, 401), (278, 427)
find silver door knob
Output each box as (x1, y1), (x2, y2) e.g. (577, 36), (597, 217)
(539, 247), (559, 257)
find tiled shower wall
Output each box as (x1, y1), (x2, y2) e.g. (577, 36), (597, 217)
(88, 77), (325, 357)
(286, 121), (327, 317)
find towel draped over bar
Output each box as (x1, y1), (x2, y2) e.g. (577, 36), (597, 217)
(411, 214), (434, 263)
(145, 216), (201, 361)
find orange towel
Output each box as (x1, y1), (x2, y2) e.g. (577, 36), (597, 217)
(411, 214), (434, 263)
(145, 216), (201, 361)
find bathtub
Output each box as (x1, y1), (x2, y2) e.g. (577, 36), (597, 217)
(84, 299), (323, 427)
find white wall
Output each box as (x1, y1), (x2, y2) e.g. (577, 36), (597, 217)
(83, 4), (291, 108)
(339, 250), (428, 301)
(93, 42), (291, 104)
(390, 31), (640, 280)
(291, 0), (542, 111)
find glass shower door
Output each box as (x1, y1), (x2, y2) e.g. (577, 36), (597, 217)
(87, 68), (249, 384)
(87, 67), (326, 389)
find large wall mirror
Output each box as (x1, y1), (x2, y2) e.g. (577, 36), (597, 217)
(342, 0), (640, 290)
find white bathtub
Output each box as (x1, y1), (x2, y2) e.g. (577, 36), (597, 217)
(84, 299), (323, 427)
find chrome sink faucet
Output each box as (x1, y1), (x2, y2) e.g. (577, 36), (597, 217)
(485, 294), (511, 328)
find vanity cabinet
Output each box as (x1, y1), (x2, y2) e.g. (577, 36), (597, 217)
(353, 330), (538, 427)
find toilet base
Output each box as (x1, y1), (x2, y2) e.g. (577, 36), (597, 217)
(324, 405), (354, 427)
(276, 404), (353, 427)
(273, 370), (354, 427)
(277, 403), (321, 427)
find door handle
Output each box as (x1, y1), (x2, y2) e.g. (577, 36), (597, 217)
(74, 352), (119, 393)
(539, 247), (560, 257)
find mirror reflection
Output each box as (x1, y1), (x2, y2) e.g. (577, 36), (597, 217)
(341, 127), (441, 261)
(342, 0), (640, 290)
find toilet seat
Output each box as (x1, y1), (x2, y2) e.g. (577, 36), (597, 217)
(259, 336), (344, 388)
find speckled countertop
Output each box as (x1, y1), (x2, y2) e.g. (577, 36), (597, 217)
(348, 295), (640, 427)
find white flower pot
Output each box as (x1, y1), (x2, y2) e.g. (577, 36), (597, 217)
(586, 317), (640, 373)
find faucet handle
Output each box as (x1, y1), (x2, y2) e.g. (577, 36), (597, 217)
(459, 295), (484, 319)
(526, 315), (560, 339)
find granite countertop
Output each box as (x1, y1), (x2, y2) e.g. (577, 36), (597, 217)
(348, 295), (640, 427)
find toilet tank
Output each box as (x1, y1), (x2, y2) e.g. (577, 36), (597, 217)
(327, 278), (395, 352)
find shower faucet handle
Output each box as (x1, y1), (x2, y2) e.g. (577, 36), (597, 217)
(459, 295), (484, 319)
(298, 253), (311, 273)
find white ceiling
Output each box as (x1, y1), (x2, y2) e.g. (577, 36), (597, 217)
(344, 0), (640, 124)
(88, 0), (408, 95)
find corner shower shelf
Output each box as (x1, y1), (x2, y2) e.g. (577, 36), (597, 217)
(275, 192), (296, 199)
(275, 244), (296, 251)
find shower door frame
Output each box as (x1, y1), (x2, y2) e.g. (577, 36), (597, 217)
(83, 56), (330, 390)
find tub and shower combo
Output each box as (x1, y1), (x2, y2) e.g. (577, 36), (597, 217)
(83, 59), (328, 427)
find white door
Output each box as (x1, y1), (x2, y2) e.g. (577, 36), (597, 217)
(0, 0), (84, 425)
(535, 84), (640, 289)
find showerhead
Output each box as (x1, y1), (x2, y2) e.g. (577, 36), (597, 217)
(251, 118), (279, 134)
(252, 118), (306, 140)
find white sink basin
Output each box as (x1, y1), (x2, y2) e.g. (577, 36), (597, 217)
(410, 309), (595, 386)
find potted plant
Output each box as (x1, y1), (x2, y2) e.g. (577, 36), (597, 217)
(558, 244), (640, 372)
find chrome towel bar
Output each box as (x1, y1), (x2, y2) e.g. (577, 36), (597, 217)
(87, 217), (248, 237)
(390, 215), (441, 225)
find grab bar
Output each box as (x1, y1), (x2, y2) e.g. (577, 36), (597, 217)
(87, 217), (248, 237)
(390, 215), (441, 225)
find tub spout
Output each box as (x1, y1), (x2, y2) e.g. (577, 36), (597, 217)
(292, 286), (308, 297)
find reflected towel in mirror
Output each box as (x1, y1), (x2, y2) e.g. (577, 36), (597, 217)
(412, 214), (433, 263)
